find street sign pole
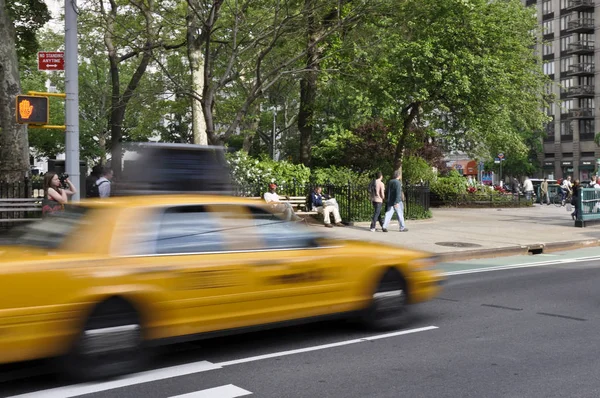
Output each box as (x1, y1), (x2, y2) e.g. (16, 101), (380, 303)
(65, 0), (80, 200)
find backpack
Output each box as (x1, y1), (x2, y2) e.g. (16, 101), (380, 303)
(87, 180), (108, 198)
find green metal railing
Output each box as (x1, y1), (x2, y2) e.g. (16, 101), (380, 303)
(575, 188), (600, 227)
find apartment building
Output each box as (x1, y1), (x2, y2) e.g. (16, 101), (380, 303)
(526, 0), (599, 180)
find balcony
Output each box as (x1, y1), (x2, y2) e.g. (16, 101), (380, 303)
(567, 0), (594, 12)
(567, 18), (595, 33)
(566, 85), (595, 97)
(567, 108), (594, 118)
(568, 63), (595, 76)
(567, 41), (594, 54)
(526, 0), (536, 6)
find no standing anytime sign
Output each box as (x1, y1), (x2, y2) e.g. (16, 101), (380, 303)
(38, 51), (65, 71)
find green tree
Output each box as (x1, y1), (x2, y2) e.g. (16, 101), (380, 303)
(0, 0), (49, 181)
(319, 0), (552, 177)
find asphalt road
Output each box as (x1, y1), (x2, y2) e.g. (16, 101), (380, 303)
(3, 250), (600, 398)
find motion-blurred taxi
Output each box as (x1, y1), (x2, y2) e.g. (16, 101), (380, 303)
(0, 195), (444, 380)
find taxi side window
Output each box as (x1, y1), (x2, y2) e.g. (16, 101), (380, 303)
(155, 206), (225, 254)
(246, 206), (318, 250)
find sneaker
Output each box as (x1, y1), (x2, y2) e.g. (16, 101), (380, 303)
(400, 228), (409, 232)
(369, 228), (376, 232)
(335, 222), (345, 227)
(325, 223), (333, 228)
(382, 228), (388, 232)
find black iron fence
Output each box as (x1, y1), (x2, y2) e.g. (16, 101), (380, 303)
(0, 179), (43, 199)
(0, 179), (431, 223)
(234, 181), (431, 222)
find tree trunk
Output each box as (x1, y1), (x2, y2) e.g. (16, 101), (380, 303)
(298, 0), (323, 167)
(0, 0), (30, 182)
(393, 103), (420, 179)
(187, 4), (208, 145)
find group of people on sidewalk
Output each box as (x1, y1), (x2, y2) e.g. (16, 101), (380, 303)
(368, 170), (408, 233)
(263, 171), (408, 231)
(537, 175), (600, 220)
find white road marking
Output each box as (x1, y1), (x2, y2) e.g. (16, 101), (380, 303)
(7, 326), (438, 398)
(169, 384), (252, 398)
(444, 255), (600, 276)
(217, 326), (439, 366)
(7, 361), (222, 398)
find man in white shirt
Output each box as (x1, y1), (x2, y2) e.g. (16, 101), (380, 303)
(96, 168), (113, 198)
(522, 177), (534, 201)
(263, 183), (300, 221)
(561, 176), (572, 205)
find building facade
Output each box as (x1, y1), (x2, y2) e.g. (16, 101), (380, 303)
(526, 0), (599, 180)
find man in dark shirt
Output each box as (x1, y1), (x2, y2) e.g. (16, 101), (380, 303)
(382, 170), (408, 232)
(310, 186), (343, 228)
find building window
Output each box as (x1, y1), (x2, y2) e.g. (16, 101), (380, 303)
(560, 57), (573, 73)
(560, 15), (571, 31)
(560, 0), (569, 9)
(542, 1), (552, 14)
(560, 77), (573, 93)
(579, 54), (593, 64)
(561, 121), (573, 136)
(579, 33), (594, 45)
(579, 76), (594, 86)
(544, 61), (555, 75)
(561, 99), (573, 113)
(545, 153), (555, 158)
(543, 41), (554, 56)
(543, 20), (554, 35)
(580, 120), (595, 135)
(582, 152), (595, 157)
(560, 35), (573, 52)
(580, 98), (594, 109)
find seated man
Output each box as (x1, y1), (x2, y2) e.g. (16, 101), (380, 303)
(310, 186), (344, 228)
(263, 183), (300, 221)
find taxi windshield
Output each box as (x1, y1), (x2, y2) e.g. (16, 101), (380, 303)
(14, 206), (89, 249)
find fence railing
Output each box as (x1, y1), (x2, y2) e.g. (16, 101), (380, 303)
(0, 179), (431, 223)
(233, 181), (430, 222)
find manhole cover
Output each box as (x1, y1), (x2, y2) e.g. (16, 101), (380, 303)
(435, 242), (482, 248)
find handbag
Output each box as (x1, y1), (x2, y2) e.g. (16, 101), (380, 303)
(42, 198), (64, 217)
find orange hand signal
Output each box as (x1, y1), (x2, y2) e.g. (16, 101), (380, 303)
(19, 100), (34, 119)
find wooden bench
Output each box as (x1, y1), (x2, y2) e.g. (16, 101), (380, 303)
(247, 196), (318, 216)
(0, 198), (43, 225)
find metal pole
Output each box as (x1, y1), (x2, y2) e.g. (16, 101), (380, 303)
(65, 0), (80, 200)
(272, 108), (277, 160)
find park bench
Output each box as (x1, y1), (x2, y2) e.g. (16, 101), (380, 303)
(247, 196), (318, 216)
(0, 198), (43, 228)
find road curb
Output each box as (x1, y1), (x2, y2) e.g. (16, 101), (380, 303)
(439, 239), (600, 262)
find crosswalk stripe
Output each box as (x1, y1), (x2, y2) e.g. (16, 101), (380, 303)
(7, 361), (221, 398)
(168, 384), (252, 398)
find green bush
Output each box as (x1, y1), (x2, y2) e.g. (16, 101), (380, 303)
(431, 170), (468, 200)
(403, 155), (436, 185)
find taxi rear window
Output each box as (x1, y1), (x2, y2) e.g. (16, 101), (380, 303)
(14, 206), (89, 249)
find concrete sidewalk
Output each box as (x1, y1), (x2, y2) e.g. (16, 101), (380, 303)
(311, 204), (600, 261)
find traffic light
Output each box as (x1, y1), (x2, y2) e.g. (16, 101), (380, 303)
(15, 95), (49, 124)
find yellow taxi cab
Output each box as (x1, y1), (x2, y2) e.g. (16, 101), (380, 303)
(0, 195), (444, 380)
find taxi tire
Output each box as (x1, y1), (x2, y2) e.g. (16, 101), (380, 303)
(362, 269), (408, 331)
(63, 298), (147, 381)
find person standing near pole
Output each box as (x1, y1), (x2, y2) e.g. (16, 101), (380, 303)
(540, 177), (550, 205)
(382, 170), (408, 232)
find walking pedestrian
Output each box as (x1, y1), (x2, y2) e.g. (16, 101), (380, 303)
(523, 176), (534, 201)
(540, 177), (550, 205)
(368, 171), (385, 232)
(382, 170), (408, 232)
(571, 179), (581, 220)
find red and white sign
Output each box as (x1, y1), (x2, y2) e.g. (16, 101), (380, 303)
(38, 51), (65, 71)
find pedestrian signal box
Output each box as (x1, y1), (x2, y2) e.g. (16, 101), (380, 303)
(15, 95), (49, 124)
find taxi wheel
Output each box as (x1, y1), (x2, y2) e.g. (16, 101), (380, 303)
(362, 269), (408, 330)
(63, 298), (147, 381)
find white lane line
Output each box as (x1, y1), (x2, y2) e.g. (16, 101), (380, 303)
(7, 361), (222, 398)
(217, 326), (439, 366)
(169, 384), (252, 398)
(444, 255), (600, 276)
(7, 325), (438, 398)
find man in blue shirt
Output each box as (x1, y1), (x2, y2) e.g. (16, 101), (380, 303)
(310, 186), (343, 228)
(382, 170), (408, 232)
